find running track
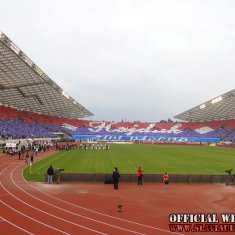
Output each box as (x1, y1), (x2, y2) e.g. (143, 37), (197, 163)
(0, 151), (183, 235)
(1, 151), (234, 235)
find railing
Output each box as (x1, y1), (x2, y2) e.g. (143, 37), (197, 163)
(45, 173), (231, 184)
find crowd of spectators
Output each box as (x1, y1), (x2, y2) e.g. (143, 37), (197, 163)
(1, 105), (235, 142)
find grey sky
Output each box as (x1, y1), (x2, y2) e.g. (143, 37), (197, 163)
(1, 0), (235, 122)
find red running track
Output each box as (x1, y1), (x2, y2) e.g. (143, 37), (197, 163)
(1, 150), (235, 234)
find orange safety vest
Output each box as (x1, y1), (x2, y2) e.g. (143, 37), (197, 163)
(137, 168), (143, 176)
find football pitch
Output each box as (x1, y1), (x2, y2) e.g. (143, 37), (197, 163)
(24, 144), (235, 181)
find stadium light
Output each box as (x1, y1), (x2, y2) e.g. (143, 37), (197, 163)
(35, 66), (43, 76)
(9, 42), (20, 55)
(200, 104), (206, 109)
(23, 56), (33, 67)
(62, 90), (70, 99)
(211, 96), (222, 104)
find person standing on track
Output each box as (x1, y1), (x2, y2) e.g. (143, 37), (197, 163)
(25, 150), (29, 164)
(112, 167), (120, 190)
(137, 166), (143, 185)
(30, 152), (34, 163)
(18, 149), (22, 160)
(47, 165), (54, 184)
(163, 172), (169, 190)
(55, 168), (62, 184)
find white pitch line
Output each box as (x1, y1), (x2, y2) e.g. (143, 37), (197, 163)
(0, 181), (107, 235)
(0, 216), (34, 235)
(128, 161), (137, 170)
(22, 169), (184, 235)
(30, 151), (68, 174)
(11, 168), (146, 235)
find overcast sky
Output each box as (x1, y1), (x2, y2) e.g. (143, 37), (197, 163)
(1, 0), (235, 122)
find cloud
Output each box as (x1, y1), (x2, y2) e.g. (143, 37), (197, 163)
(1, 0), (235, 121)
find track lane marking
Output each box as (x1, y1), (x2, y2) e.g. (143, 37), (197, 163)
(11, 167), (146, 235)
(0, 197), (70, 235)
(0, 216), (35, 235)
(0, 165), (13, 176)
(22, 168), (184, 235)
(1, 179), (107, 235)
(11, 150), (183, 235)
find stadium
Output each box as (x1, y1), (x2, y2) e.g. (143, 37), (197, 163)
(1, 32), (235, 234)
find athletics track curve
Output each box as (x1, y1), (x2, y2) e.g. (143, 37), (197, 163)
(0, 150), (235, 235)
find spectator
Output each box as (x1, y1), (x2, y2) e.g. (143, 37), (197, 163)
(25, 151), (29, 164)
(163, 172), (169, 190)
(18, 149), (21, 160)
(112, 167), (120, 190)
(47, 165), (54, 184)
(137, 166), (143, 185)
(30, 152), (34, 163)
(55, 168), (62, 184)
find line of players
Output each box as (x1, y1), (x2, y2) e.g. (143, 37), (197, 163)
(78, 143), (110, 150)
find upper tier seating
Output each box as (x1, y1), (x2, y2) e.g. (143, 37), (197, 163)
(0, 119), (55, 139)
(1, 105), (235, 141)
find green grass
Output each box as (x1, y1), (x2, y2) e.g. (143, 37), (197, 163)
(23, 144), (235, 181)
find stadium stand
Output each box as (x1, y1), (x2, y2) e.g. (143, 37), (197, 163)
(174, 89), (235, 122)
(1, 31), (235, 145)
(1, 105), (235, 143)
(0, 119), (55, 139)
(0, 32), (93, 120)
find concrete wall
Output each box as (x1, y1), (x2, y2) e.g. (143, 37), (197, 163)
(55, 173), (233, 184)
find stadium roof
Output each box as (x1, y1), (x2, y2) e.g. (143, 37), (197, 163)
(0, 32), (93, 119)
(174, 89), (235, 122)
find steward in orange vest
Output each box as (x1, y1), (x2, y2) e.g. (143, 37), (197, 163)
(137, 167), (143, 185)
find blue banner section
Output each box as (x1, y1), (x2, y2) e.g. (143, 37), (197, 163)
(72, 135), (220, 143)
